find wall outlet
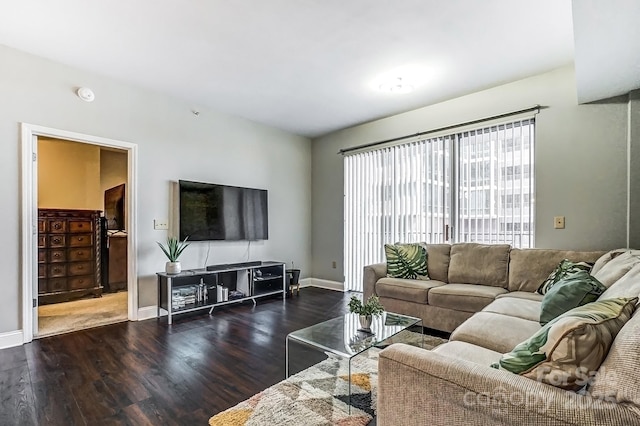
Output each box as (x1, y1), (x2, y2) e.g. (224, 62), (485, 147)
(554, 216), (565, 229)
(154, 219), (169, 230)
(332, 261), (337, 269)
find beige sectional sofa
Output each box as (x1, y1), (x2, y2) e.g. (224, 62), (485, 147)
(364, 243), (604, 332)
(366, 244), (640, 425)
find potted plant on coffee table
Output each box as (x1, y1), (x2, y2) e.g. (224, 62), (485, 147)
(157, 236), (190, 274)
(348, 294), (385, 331)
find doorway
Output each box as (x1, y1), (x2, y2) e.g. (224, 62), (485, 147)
(21, 124), (138, 343)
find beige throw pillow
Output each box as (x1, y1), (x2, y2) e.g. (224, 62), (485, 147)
(592, 251), (640, 288)
(492, 297), (637, 390)
(599, 263), (640, 300)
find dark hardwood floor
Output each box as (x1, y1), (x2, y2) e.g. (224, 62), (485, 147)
(0, 287), (353, 425)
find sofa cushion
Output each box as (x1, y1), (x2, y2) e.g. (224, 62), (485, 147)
(508, 248), (604, 293)
(428, 284), (507, 313)
(448, 243), (510, 288)
(495, 291), (543, 302)
(492, 297), (637, 391)
(384, 243), (429, 280)
(432, 341), (503, 366)
(591, 249), (640, 275)
(450, 312), (541, 353)
(375, 277), (445, 304)
(424, 244), (451, 283)
(537, 259), (594, 295)
(590, 306), (640, 407)
(593, 251), (640, 288)
(539, 270), (606, 325)
(599, 262), (640, 300)
(482, 297), (541, 322)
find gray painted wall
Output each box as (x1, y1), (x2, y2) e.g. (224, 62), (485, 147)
(630, 90), (640, 248)
(0, 45), (312, 334)
(311, 66), (630, 283)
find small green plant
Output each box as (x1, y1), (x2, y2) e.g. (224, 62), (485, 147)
(157, 236), (190, 262)
(348, 295), (385, 316)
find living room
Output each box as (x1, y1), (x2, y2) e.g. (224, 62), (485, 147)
(1, 0), (640, 425)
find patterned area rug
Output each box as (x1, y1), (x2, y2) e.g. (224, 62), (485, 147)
(209, 331), (447, 426)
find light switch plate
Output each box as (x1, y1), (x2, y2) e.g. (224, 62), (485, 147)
(554, 216), (565, 229)
(154, 219), (169, 230)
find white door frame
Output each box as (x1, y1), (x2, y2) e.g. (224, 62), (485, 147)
(21, 123), (139, 343)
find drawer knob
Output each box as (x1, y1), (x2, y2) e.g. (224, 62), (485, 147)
(54, 224), (61, 229)
(54, 253), (60, 258)
(78, 265), (83, 270)
(77, 251), (83, 255)
(78, 237), (84, 241)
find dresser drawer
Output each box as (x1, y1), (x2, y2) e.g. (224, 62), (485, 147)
(69, 234), (93, 247)
(38, 250), (46, 263)
(69, 220), (93, 233)
(38, 219), (47, 233)
(48, 235), (66, 248)
(68, 276), (95, 290)
(68, 262), (92, 276)
(49, 249), (67, 263)
(38, 264), (46, 279)
(48, 264), (66, 278)
(49, 219), (67, 233)
(68, 248), (93, 262)
(38, 279), (47, 294)
(48, 278), (68, 293)
(38, 235), (46, 248)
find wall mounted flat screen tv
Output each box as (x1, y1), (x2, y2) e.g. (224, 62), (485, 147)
(179, 180), (268, 241)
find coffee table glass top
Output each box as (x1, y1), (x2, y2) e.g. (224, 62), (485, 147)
(287, 311), (420, 358)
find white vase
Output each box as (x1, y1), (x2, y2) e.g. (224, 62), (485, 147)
(359, 315), (373, 330)
(166, 261), (181, 274)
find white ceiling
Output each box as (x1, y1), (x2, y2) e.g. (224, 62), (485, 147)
(0, 1), (636, 138)
(572, 0), (640, 103)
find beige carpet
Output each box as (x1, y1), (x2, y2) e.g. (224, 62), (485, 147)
(38, 291), (128, 338)
(209, 331), (447, 426)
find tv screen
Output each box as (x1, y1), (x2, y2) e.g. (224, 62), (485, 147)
(179, 180), (268, 241)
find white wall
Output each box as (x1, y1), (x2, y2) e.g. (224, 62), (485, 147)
(311, 66), (630, 283)
(0, 44), (312, 333)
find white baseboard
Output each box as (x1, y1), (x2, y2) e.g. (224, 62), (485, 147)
(0, 330), (24, 349)
(137, 306), (167, 320)
(300, 278), (345, 292)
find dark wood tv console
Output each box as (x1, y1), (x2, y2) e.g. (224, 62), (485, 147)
(156, 261), (286, 324)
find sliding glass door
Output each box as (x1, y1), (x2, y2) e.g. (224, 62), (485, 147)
(344, 118), (534, 292)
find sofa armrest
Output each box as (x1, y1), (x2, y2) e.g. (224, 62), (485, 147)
(378, 343), (640, 426)
(363, 262), (386, 300)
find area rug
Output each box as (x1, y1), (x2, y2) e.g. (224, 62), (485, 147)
(38, 291), (128, 337)
(209, 331), (447, 426)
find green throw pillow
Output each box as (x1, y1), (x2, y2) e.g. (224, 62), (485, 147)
(539, 270), (606, 325)
(537, 259), (594, 295)
(492, 297), (637, 390)
(384, 243), (429, 280)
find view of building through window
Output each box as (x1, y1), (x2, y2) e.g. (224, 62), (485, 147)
(344, 119), (534, 291)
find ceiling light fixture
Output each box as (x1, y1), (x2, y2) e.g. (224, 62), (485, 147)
(76, 87), (95, 102)
(378, 77), (415, 94)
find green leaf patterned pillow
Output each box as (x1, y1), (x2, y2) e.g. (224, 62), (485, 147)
(539, 270), (607, 325)
(537, 259), (594, 295)
(492, 297), (638, 390)
(384, 243), (429, 280)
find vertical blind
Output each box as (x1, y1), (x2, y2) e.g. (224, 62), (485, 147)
(344, 119), (534, 292)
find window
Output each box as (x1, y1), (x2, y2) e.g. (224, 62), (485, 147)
(344, 119), (535, 291)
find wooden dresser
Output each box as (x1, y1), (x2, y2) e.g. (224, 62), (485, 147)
(38, 209), (103, 304)
(107, 233), (128, 292)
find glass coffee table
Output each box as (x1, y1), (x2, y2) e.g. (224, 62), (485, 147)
(285, 311), (422, 412)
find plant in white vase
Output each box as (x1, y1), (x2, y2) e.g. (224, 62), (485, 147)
(157, 236), (190, 274)
(348, 294), (385, 331)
